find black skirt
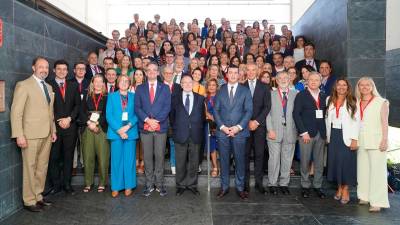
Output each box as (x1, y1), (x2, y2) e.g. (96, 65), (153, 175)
(327, 128), (357, 186)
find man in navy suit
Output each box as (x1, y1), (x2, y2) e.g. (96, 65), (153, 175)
(319, 60), (337, 95)
(214, 65), (253, 200)
(295, 42), (321, 72)
(134, 63), (171, 197)
(170, 75), (205, 196)
(293, 71), (327, 199)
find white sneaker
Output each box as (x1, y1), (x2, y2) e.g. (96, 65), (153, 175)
(171, 167), (176, 175)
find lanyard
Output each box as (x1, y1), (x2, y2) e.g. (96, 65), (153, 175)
(121, 94), (128, 111)
(360, 97), (374, 121)
(277, 88), (288, 108)
(309, 90), (320, 109)
(92, 93), (103, 111)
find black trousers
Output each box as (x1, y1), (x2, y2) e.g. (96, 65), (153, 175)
(175, 139), (200, 189)
(47, 129), (78, 188)
(245, 126), (267, 188)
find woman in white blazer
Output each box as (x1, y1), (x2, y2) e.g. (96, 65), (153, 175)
(355, 77), (390, 212)
(326, 78), (359, 204)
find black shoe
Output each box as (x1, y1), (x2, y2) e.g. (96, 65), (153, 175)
(44, 186), (62, 196)
(64, 185), (76, 195)
(314, 188), (326, 199)
(37, 199), (53, 207)
(269, 186), (278, 195)
(156, 186), (168, 197)
(237, 191), (249, 200)
(302, 188), (310, 198)
(280, 186), (290, 195)
(217, 189), (229, 199)
(24, 204), (43, 212)
(188, 187), (200, 196)
(176, 187), (185, 196)
(255, 183), (265, 194)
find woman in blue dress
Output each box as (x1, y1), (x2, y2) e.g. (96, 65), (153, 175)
(106, 75), (138, 197)
(205, 78), (219, 177)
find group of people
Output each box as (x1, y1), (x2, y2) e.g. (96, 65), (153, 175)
(10, 13), (390, 214)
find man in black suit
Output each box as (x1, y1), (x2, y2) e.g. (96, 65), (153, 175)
(105, 68), (118, 93)
(243, 63), (271, 194)
(71, 61), (90, 172)
(293, 71), (327, 199)
(170, 75), (205, 196)
(295, 42), (321, 72)
(46, 60), (81, 195)
(85, 51), (104, 80)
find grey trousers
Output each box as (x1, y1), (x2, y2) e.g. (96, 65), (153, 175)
(140, 132), (167, 188)
(298, 132), (325, 189)
(175, 139), (200, 189)
(267, 139), (295, 187)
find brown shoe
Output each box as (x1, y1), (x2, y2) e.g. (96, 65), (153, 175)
(217, 189), (229, 199)
(111, 191), (119, 198)
(24, 204), (43, 212)
(124, 189), (133, 197)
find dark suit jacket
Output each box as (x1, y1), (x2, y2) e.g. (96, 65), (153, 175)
(70, 77), (90, 98)
(214, 83), (253, 138)
(134, 81), (171, 133)
(48, 79), (81, 134)
(243, 80), (271, 128)
(293, 90), (327, 139)
(170, 93), (205, 144)
(320, 74), (337, 96)
(295, 59), (321, 73)
(80, 93), (108, 132)
(85, 64), (105, 80)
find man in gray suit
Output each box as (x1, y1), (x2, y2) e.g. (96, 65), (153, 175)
(266, 71), (298, 195)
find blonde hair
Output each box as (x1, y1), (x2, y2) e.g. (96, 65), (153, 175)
(88, 74), (106, 96)
(355, 76), (382, 99)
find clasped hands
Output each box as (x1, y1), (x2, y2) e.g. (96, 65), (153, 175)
(145, 118), (160, 132)
(87, 121), (100, 133)
(57, 117), (71, 129)
(117, 124), (131, 139)
(221, 126), (240, 137)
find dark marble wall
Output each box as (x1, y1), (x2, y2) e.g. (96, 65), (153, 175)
(386, 49), (400, 126)
(0, 0), (104, 220)
(292, 0), (348, 78)
(293, 0), (397, 125)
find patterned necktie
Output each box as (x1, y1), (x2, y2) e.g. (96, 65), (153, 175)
(41, 81), (51, 104)
(229, 86), (234, 105)
(282, 91), (288, 118)
(250, 80), (255, 97)
(185, 94), (190, 114)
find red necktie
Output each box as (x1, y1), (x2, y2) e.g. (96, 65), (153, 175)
(240, 46), (243, 55)
(150, 83), (155, 104)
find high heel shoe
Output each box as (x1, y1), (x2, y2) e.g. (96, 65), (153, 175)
(334, 195), (341, 201)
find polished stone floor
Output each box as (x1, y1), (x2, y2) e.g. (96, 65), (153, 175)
(1, 186), (399, 225)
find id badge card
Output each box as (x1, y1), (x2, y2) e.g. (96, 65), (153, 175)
(332, 120), (342, 129)
(281, 116), (286, 125)
(90, 112), (100, 122)
(80, 94), (84, 100)
(122, 112), (128, 121)
(315, 110), (323, 119)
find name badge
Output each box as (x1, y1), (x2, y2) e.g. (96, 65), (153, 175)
(315, 110), (323, 119)
(332, 120), (342, 129)
(282, 116), (286, 125)
(122, 112), (128, 121)
(80, 94), (84, 100)
(90, 112), (100, 122)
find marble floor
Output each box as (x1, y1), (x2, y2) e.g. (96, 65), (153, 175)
(1, 186), (399, 225)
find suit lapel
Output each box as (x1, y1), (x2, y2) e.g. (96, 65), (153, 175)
(29, 76), (48, 106)
(153, 82), (162, 104)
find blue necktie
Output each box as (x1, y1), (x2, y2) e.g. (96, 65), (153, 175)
(185, 94), (190, 114)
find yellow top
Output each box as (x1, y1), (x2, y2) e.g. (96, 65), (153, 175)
(193, 83), (206, 97)
(359, 96), (386, 150)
